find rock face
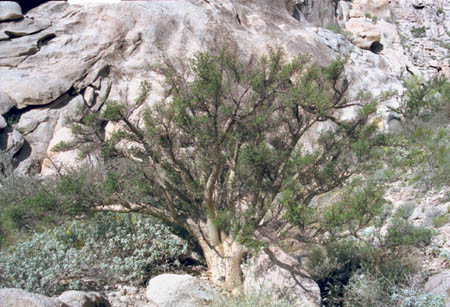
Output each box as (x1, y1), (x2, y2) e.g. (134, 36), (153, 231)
(243, 247), (321, 306)
(424, 271), (450, 306)
(58, 291), (111, 307)
(0, 0), (416, 178)
(0, 2), (22, 22)
(145, 274), (213, 307)
(0, 0), (339, 178)
(0, 288), (65, 307)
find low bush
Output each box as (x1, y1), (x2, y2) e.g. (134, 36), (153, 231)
(0, 212), (189, 296)
(385, 219), (433, 248)
(210, 286), (295, 307)
(432, 213), (450, 228)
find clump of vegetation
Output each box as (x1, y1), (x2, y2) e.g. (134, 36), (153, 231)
(411, 26), (426, 38)
(305, 239), (422, 306)
(387, 76), (450, 189)
(0, 170), (111, 247)
(385, 219), (433, 248)
(326, 25), (347, 36)
(432, 213), (450, 228)
(211, 287), (295, 307)
(0, 212), (189, 296)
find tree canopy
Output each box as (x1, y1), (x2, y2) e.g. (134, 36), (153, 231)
(54, 48), (389, 290)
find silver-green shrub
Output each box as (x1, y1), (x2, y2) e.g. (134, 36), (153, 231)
(0, 212), (188, 296)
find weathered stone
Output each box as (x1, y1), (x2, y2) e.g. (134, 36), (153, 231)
(243, 246), (321, 306)
(0, 92), (16, 115)
(353, 0), (391, 18)
(0, 2), (22, 22)
(424, 271), (450, 303)
(57, 290), (110, 307)
(0, 115), (6, 129)
(346, 19), (381, 50)
(83, 86), (95, 106)
(1, 18), (51, 38)
(145, 274), (213, 307)
(0, 288), (65, 307)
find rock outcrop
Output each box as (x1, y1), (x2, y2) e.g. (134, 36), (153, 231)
(0, 288), (65, 307)
(0, 0), (415, 178)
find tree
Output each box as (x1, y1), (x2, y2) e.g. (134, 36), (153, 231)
(55, 48), (388, 290)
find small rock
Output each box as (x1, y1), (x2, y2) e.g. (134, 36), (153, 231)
(119, 296), (132, 304)
(0, 2), (22, 22)
(58, 290), (111, 307)
(0, 115), (6, 129)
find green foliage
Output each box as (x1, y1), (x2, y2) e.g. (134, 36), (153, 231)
(389, 76), (450, 189)
(432, 213), (450, 228)
(306, 240), (420, 306)
(345, 272), (445, 307)
(210, 287), (295, 307)
(0, 212), (188, 296)
(0, 169), (124, 247)
(326, 25), (347, 36)
(393, 201), (417, 220)
(411, 26), (426, 38)
(391, 287), (446, 307)
(385, 219), (433, 248)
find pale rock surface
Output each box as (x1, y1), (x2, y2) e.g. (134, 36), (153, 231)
(57, 290), (111, 307)
(345, 18), (381, 50)
(352, 0), (392, 18)
(0, 115), (6, 129)
(424, 271), (450, 306)
(0, 0), (337, 176)
(145, 274), (213, 307)
(0, 18), (51, 39)
(0, 1), (22, 22)
(243, 246), (321, 306)
(0, 92), (16, 115)
(0, 288), (65, 307)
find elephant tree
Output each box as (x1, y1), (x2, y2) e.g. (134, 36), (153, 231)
(55, 48), (388, 290)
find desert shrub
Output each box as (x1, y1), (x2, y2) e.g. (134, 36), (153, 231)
(306, 239), (422, 306)
(411, 26), (426, 38)
(391, 287), (446, 307)
(210, 286), (295, 307)
(432, 213), (450, 228)
(385, 219), (433, 248)
(387, 76), (450, 189)
(394, 201), (417, 220)
(306, 241), (374, 306)
(0, 212), (188, 296)
(345, 273), (446, 307)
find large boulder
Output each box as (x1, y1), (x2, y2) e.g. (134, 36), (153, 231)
(57, 290), (110, 307)
(145, 274), (213, 307)
(0, 1), (22, 22)
(345, 18), (381, 50)
(0, 288), (65, 307)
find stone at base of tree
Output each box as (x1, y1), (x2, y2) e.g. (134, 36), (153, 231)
(145, 274), (213, 307)
(424, 270), (450, 306)
(0, 288), (65, 307)
(57, 290), (111, 307)
(0, 2), (22, 21)
(243, 246), (321, 307)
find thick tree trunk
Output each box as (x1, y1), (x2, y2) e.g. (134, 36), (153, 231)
(186, 218), (245, 291)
